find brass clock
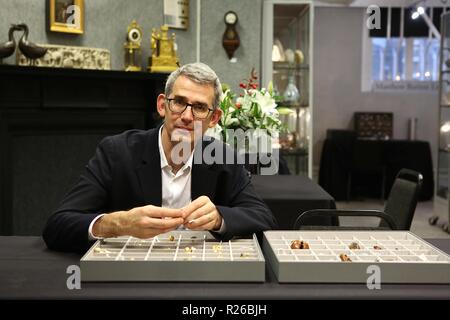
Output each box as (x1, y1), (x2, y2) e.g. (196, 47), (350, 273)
(124, 20), (143, 71)
(127, 21), (143, 45)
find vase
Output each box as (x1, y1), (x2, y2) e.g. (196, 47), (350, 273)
(283, 75), (300, 105)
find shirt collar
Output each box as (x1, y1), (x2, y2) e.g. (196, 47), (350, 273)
(158, 125), (194, 172)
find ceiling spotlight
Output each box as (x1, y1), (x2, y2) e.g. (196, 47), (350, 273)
(411, 4), (425, 20)
(409, 2), (441, 39)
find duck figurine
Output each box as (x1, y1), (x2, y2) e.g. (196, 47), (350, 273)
(16, 23), (47, 64)
(0, 24), (20, 64)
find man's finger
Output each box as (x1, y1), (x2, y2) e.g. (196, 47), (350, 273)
(186, 212), (213, 228)
(182, 196), (209, 218)
(141, 205), (183, 218)
(184, 204), (213, 224)
(140, 217), (184, 229)
(187, 218), (216, 231)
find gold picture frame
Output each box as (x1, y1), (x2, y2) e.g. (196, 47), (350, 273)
(48, 0), (84, 34)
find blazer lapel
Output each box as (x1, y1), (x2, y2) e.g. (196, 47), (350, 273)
(136, 128), (162, 206)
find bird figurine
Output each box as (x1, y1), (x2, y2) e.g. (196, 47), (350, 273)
(16, 23), (47, 65)
(0, 24), (20, 64)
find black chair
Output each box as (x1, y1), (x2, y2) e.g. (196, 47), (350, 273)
(382, 168), (423, 230)
(294, 168), (422, 230)
(294, 209), (397, 230)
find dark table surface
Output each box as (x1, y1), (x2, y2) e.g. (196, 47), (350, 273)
(252, 175), (336, 229)
(1, 237), (449, 300)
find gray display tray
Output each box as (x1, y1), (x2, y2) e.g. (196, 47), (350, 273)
(263, 231), (450, 283)
(81, 231), (265, 282)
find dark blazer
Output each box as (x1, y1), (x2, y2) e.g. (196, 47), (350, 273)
(43, 128), (277, 253)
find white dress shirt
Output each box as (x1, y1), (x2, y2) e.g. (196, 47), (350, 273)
(158, 126), (193, 211)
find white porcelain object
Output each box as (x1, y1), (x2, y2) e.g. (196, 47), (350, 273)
(272, 44), (282, 61)
(272, 39), (285, 61)
(284, 49), (294, 64)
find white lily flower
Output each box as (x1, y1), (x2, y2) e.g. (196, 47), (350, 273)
(253, 90), (277, 113)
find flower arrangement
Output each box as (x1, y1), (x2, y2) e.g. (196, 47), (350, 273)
(212, 68), (292, 146)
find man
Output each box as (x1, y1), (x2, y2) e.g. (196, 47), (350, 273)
(43, 62), (277, 253)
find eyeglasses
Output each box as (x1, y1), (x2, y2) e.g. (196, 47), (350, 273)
(166, 97), (214, 119)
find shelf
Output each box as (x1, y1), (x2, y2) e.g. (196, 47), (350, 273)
(280, 147), (308, 155)
(264, 1), (311, 176)
(277, 103), (309, 109)
(273, 62), (309, 71)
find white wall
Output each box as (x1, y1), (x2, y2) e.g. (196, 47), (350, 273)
(313, 7), (438, 173)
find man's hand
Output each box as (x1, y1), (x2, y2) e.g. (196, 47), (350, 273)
(92, 205), (184, 239)
(182, 196), (223, 231)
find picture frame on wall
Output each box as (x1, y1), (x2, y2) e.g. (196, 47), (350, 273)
(48, 0), (84, 34)
(354, 112), (393, 140)
(164, 0), (189, 30)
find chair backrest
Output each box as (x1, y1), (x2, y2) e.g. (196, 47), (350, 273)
(382, 168), (423, 230)
(293, 209), (397, 230)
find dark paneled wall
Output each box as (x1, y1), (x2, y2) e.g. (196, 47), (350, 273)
(0, 65), (166, 235)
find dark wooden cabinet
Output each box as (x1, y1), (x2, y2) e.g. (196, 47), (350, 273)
(0, 65), (167, 235)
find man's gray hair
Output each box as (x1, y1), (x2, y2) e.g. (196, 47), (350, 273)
(165, 62), (222, 109)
